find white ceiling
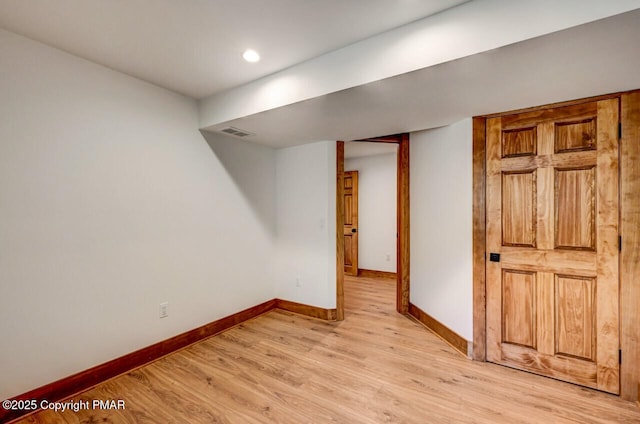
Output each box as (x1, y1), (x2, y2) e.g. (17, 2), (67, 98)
(0, 0), (467, 99)
(1, 1), (638, 149)
(211, 9), (640, 147)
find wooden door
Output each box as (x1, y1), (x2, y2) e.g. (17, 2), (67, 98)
(486, 99), (620, 393)
(343, 171), (359, 276)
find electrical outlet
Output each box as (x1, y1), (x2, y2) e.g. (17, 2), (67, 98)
(295, 277), (302, 287)
(159, 302), (168, 318)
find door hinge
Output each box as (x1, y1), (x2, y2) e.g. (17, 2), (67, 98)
(618, 122), (622, 139)
(619, 349), (622, 364)
(619, 235), (622, 251)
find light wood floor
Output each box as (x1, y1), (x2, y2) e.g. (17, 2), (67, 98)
(17, 276), (640, 423)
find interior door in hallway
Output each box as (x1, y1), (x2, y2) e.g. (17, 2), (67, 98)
(485, 99), (620, 393)
(343, 171), (358, 276)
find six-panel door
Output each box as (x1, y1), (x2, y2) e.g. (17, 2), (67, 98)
(343, 171), (359, 276)
(486, 99), (620, 393)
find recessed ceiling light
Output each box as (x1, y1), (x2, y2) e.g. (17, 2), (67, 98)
(243, 49), (260, 63)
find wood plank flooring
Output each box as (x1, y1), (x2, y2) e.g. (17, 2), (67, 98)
(15, 276), (640, 423)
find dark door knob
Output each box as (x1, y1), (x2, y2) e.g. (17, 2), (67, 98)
(352, 228), (357, 233)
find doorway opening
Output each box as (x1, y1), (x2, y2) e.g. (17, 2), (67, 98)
(336, 134), (410, 320)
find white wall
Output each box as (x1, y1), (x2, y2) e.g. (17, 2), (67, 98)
(410, 119), (473, 341)
(0, 29), (277, 400)
(345, 153), (397, 273)
(275, 141), (336, 308)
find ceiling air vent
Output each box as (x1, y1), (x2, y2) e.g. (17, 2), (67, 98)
(219, 126), (254, 138)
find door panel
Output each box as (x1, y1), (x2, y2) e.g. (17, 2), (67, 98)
(344, 235), (353, 269)
(343, 171), (358, 276)
(554, 118), (596, 152)
(502, 171), (536, 246)
(555, 275), (595, 360)
(501, 269), (536, 348)
(502, 127), (537, 157)
(555, 167), (596, 250)
(486, 99), (620, 394)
